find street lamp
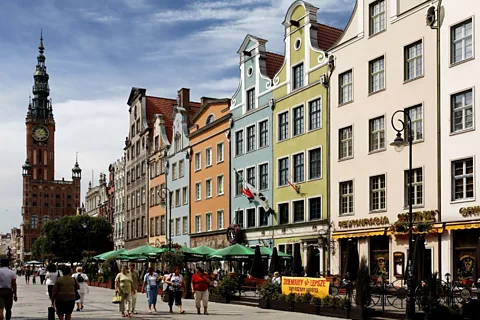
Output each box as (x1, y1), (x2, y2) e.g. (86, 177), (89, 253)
(390, 110), (415, 320)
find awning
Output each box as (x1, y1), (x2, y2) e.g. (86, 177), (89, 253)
(386, 223), (444, 236)
(446, 222), (480, 231)
(332, 228), (386, 240)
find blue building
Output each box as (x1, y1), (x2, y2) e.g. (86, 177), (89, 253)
(230, 35), (283, 248)
(165, 88), (200, 247)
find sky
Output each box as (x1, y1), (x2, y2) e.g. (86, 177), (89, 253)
(0, 0), (355, 234)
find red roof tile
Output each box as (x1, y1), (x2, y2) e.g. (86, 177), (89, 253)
(317, 23), (344, 51)
(265, 52), (284, 79)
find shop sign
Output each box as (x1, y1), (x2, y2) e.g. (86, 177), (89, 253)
(338, 217), (389, 229)
(281, 277), (330, 298)
(226, 224), (243, 244)
(397, 210), (437, 222)
(459, 206), (480, 218)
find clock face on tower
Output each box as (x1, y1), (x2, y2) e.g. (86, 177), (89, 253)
(32, 125), (49, 141)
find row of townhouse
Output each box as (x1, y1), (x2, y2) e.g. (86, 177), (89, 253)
(99, 0), (479, 282)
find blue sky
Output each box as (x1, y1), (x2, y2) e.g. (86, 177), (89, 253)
(0, 0), (355, 233)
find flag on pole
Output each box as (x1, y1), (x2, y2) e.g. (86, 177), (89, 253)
(234, 168), (271, 212)
(287, 178), (301, 193)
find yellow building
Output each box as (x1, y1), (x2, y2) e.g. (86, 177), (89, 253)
(271, 0), (342, 274)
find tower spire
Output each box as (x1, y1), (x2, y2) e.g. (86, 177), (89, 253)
(29, 30), (51, 119)
(39, 29), (44, 54)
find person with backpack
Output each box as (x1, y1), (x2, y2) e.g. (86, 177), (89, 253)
(72, 267), (89, 312)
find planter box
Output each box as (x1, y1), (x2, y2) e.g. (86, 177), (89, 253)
(209, 294), (229, 303)
(270, 300), (292, 312)
(348, 307), (374, 320)
(318, 307), (348, 318)
(294, 303), (317, 314)
(258, 299), (270, 309)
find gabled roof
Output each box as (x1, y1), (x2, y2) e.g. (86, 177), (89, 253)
(317, 23), (344, 51)
(191, 98), (231, 123)
(127, 87), (146, 106)
(265, 52), (284, 79)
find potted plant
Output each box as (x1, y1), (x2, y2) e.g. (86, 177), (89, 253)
(217, 276), (238, 303)
(208, 287), (221, 303)
(294, 292), (316, 314)
(270, 293), (291, 311)
(354, 256), (374, 320)
(390, 217), (409, 234)
(258, 280), (281, 309)
(310, 296), (322, 315)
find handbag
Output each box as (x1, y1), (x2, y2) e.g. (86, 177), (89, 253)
(162, 290), (170, 303)
(112, 293), (122, 304)
(74, 278), (81, 301)
(48, 305), (55, 320)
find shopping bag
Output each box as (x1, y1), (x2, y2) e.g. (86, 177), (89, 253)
(112, 293), (122, 304)
(162, 290), (170, 303)
(48, 306), (55, 320)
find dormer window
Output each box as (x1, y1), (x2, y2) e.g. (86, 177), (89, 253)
(206, 114), (215, 125)
(246, 88), (255, 111)
(174, 134), (182, 153)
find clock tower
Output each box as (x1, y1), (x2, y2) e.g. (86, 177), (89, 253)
(20, 34), (82, 261)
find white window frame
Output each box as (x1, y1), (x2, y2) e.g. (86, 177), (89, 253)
(292, 61), (304, 90)
(246, 124), (256, 152)
(182, 186), (188, 205)
(258, 162), (269, 191)
(369, 116), (386, 152)
(234, 129), (244, 156)
(277, 110), (289, 142)
(175, 217), (181, 236)
(258, 118), (269, 148)
(205, 147), (213, 167)
(216, 142), (224, 163)
(339, 126), (353, 160)
(405, 105), (423, 142)
(307, 146), (322, 181)
(307, 195), (323, 221)
(292, 151), (305, 183)
(206, 178), (212, 199)
(195, 182), (202, 201)
(235, 209), (244, 228)
(194, 152), (201, 171)
(339, 180), (354, 216)
(217, 210), (224, 230)
(216, 174), (224, 196)
(246, 207), (256, 228)
(246, 87), (256, 111)
(450, 18), (474, 65)
(206, 212), (212, 231)
(369, 0), (386, 36)
(175, 189), (181, 207)
(369, 56), (385, 93)
(195, 215), (202, 233)
(235, 169), (244, 196)
(172, 162), (177, 180)
(246, 166), (256, 188)
(451, 88), (474, 133)
(179, 159), (184, 178)
(404, 167), (424, 207)
(339, 70), (353, 104)
(404, 40), (423, 81)
(183, 216), (188, 235)
(292, 105), (305, 137)
(277, 201), (290, 225)
(451, 157), (475, 201)
(370, 174), (387, 211)
(277, 156), (289, 187)
(292, 199), (305, 223)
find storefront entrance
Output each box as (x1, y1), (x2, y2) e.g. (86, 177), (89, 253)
(453, 228), (480, 281)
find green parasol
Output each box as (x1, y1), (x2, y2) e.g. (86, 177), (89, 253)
(207, 244), (256, 260)
(192, 246), (217, 256)
(259, 246), (293, 260)
(119, 245), (164, 258)
(93, 248), (126, 261)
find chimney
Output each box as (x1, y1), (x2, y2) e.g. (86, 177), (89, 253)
(178, 88), (190, 113)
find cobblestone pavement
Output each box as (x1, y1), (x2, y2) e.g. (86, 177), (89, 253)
(10, 282), (340, 320)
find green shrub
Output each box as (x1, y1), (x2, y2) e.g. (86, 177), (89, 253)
(277, 293), (287, 301)
(322, 295), (334, 307)
(259, 280), (281, 300)
(286, 292), (296, 302)
(310, 296), (322, 305)
(218, 276), (238, 296)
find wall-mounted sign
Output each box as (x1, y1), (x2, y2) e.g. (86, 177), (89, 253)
(459, 206), (480, 218)
(226, 224), (243, 244)
(338, 217), (389, 229)
(397, 210), (438, 222)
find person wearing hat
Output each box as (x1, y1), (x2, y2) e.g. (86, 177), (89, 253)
(0, 259), (17, 320)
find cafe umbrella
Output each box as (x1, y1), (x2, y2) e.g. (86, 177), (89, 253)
(259, 246), (293, 260)
(93, 248), (126, 261)
(412, 234), (429, 283)
(250, 246), (265, 279)
(119, 245), (164, 259)
(344, 239), (360, 281)
(207, 244), (256, 260)
(269, 247), (282, 274)
(192, 245), (217, 256)
(292, 244), (302, 276)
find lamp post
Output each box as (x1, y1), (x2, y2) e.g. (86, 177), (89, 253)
(390, 110), (415, 320)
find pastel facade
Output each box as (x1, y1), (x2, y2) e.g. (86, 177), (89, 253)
(113, 157), (126, 250)
(329, 0), (440, 281)
(189, 99), (231, 249)
(440, 0), (480, 281)
(230, 35), (283, 248)
(271, 1), (342, 271)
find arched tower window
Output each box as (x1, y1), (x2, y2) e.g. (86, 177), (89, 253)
(206, 114), (215, 125)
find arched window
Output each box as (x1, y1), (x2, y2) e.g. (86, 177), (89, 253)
(206, 114), (215, 125)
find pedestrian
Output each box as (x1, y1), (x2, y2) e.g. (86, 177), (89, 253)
(32, 267), (37, 285)
(0, 259), (17, 320)
(39, 266), (46, 285)
(141, 267), (158, 313)
(115, 265), (134, 318)
(164, 266), (185, 314)
(191, 266), (210, 315)
(52, 266), (79, 320)
(72, 267), (89, 311)
(128, 263), (139, 314)
(24, 266), (30, 285)
(46, 264), (61, 302)
(272, 272), (281, 285)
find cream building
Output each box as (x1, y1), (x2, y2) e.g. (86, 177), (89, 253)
(329, 0), (441, 281)
(113, 157), (126, 250)
(84, 173), (108, 217)
(440, 0), (479, 282)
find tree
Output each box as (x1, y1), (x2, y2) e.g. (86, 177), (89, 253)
(39, 215), (113, 263)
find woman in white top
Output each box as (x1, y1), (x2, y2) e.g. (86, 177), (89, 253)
(72, 267), (89, 311)
(45, 264), (62, 302)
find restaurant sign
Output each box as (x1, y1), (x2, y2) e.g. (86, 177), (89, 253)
(397, 210), (438, 222)
(338, 217), (389, 229)
(281, 277), (330, 298)
(459, 206), (480, 218)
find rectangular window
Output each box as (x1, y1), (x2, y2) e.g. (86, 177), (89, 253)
(136, 119), (140, 133)
(126, 222), (130, 239)
(161, 215), (166, 235)
(195, 215), (201, 233)
(150, 163), (155, 179)
(169, 191), (173, 208)
(195, 182), (201, 201)
(451, 19), (473, 64)
(31, 215), (38, 229)
(216, 142), (224, 163)
(278, 157), (289, 186)
(235, 130), (244, 156)
(155, 217), (159, 236)
(339, 126), (353, 159)
(369, 0), (386, 36)
(136, 141), (140, 155)
(293, 153), (304, 183)
(278, 111), (289, 141)
(205, 148), (212, 167)
(308, 148), (322, 180)
(131, 124), (135, 137)
(206, 213), (212, 231)
(150, 188), (154, 207)
(150, 218), (154, 237)
(259, 207), (268, 226)
(236, 210), (244, 229)
(179, 160), (184, 178)
(217, 175), (224, 195)
(340, 181), (354, 215)
(452, 158), (474, 200)
(279, 203), (289, 225)
(247, 125), (256, 152)
(247, 167), (256, 187)
(293, 63), (304, 89)
(404, 168), (423, 206)
(259, 163), (268, 191)
(172, 162), (177, 180)
(155, 161), (160, 176)
(451, 89), (473, 132)
(406, 105), (423, 141)
(247, 208), (256, 228)
(136, 218), (139, 237)
(293, 200), (304, 222)
(235, 170), (243, 196)
(154, 136), (159, 151)
(309, 197), (322, 221)
(175, 189), (181, 207)
(206, 179), (212, 198)
(194, 152), (201, 171)
(246, 88), (255, 111)
(259, 120), (268, 148)
(217, 210), (224, 229)
(369, 116), (385, 152)
(369, 56), (385, 93)
(183, 216), (188, 235)
(405, 41), (423, 81)
(339, 70), (353, 104)
(293, 105), (304, 136)
(370, 175), (386, 211)
(182, 187), (188, 205)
